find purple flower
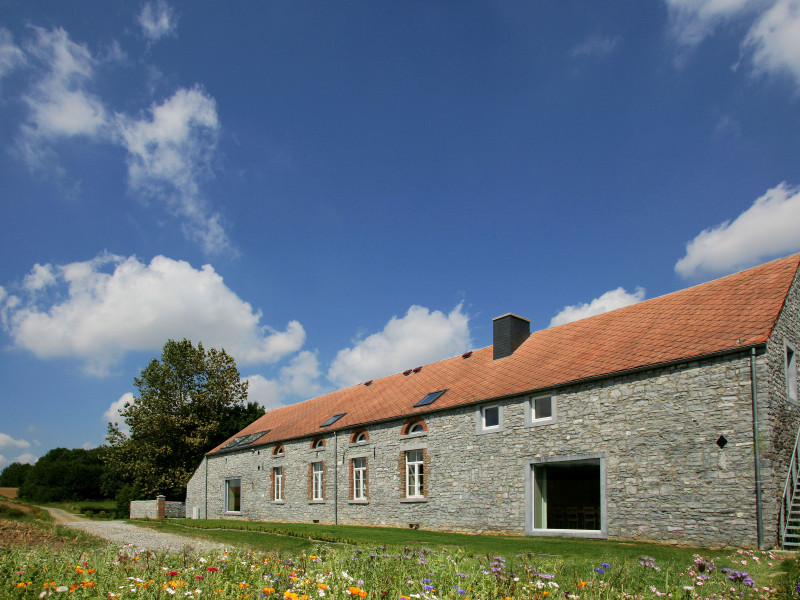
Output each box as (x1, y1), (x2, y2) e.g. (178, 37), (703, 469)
(794, 581), (800, 594)
(595, 568), (605, 574)
(601, 563), (610, 569)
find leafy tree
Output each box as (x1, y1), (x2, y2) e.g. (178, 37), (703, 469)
(0, 461), (34, 487)
(104, 339), (261, 499)
(17, 448), (108, 502)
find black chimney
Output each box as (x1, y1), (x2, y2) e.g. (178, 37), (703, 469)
(492, 314), (530, 360)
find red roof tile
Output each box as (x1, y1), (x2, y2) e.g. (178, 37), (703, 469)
(211, 254), (800, 454)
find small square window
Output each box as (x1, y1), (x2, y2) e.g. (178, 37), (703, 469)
(483, 405), (499, 428)
(526, 395), (555, 427)
(534, 396), (552, 420)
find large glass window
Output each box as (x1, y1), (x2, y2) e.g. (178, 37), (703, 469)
(532, 462), (600, 531)
(225, 478), (241, 513)
(273, 467), (283, 502)
(312, 462), (324, 501)
(406, 450), (424, 498)
(353, 457), (366, 500)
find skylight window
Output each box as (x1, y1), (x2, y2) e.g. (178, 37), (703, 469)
(320, 413), (346, 427)
(414, 389), (447, 408)
(220, 430), (269, 450)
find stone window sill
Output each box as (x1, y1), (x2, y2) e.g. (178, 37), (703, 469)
(400, 498), (427, 503)
(349, 500), (369, 505)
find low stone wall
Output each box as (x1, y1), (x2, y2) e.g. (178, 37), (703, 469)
(130, 496), (185, 519)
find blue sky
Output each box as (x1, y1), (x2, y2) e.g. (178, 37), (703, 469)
(2, 0), (800, 469)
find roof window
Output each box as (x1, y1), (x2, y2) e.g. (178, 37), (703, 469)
(414, 389), (447, 408)
(320, 413), (346, 427)
(220, 430), (270, 451)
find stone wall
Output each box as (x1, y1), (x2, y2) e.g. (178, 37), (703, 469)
(130, 498), (185, 519)
(186, 348), (791, 547)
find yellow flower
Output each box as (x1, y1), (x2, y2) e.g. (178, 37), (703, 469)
(317, 584), (328, 590)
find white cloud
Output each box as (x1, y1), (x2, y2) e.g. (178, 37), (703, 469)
(571, 34), (620, 59)
(2, 253), (306, 375)
(104, 392), (133, 430)
(743, 0), (800, 84)
(0, 433), (31, 449)
(675, 182), (800, 277)
(0, 28), (26, 81)
(244, 351), (327, 410)
(138, 0), (178, 42)
(22, 263), (56, 292)
(116, 86), (228, 254)
(665, 0), (800, 88)
(82, 442), (97, 450)
(549, 287), (646, 327)
(18, 27), (108, 165)
(0, 452), (38, 471)
(328, 304), (472, 388)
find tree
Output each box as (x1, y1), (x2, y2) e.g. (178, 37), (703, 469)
(104, 339), (262, 499)
(17, 448), (108, 502)
(0, 461), (34, 487)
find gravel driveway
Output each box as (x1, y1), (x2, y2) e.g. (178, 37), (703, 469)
(39, 507), (227, 553)
(62, 520), (227, 552)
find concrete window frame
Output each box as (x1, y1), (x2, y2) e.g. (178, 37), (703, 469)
(524, 453), (606, 539)
(476, 403), (502, 434)
(224, 477), (242, 514)
(787, 340), (798, 404)
(525, 394), (556, 427)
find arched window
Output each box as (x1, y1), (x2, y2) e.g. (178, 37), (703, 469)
(403, 419), (426, 435)
(312, 438), (325, 449)
(273, 444), (285, 456)
(350, 430), (369, 444)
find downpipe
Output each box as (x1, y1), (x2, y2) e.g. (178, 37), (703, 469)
(751, 348), (764, 549)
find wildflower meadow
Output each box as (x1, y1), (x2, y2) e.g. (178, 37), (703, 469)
(1, 539), (794, 600)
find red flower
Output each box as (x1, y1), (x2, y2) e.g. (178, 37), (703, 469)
(207, 567), (219, 572)
(168, 571), (179, 576)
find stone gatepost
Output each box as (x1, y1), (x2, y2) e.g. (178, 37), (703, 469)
(156, 495), (166, 520)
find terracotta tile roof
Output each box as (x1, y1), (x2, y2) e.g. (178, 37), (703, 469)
(211, 253), (800, 454)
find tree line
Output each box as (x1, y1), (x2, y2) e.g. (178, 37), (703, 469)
(0, 339), (264, 516)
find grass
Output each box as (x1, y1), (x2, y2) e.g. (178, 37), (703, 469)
(145, 519), (719, 564)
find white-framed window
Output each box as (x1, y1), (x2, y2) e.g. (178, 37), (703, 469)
(273, 466), (283, 501)
(354, 432), (367, 444)
(224, 477), (241, 513)
(526, 394), (556, 426)
(408, 422), (424, 434)
(312, 461), (324, 500)
(406, 449), (424, 498)
(353, 457), (367, 500)
(788, 342), (798, 403)
(313, 439), (325, 450)
(477, 403), (502, 433)
(273, 444), (285, 456)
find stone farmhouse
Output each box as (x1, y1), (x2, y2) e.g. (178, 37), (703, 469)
(186, 254), (800, 548)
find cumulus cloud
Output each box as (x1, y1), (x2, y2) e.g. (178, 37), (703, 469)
(549, 287), (646, 327)
(104, 392), (133, 431)
(743, 0), (800, 84)
(116, 86), (228, 254)
(328, 304), (472, 388)
(244, 351), (328, 410)
(18, 27), (108, 165)
(665, 0), (800, 87)
(1, 253), (305, 375)
(675, 182), (800, 277)
(0, 433), (31, 449)
(0, 452), (38, 471)
(138, 0), (178, 42)
(0, 28), (26, 81)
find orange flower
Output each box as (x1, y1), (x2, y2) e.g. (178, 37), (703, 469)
(317, 584), (328, 590)
(239, 582), (250, 588)
(577, 582), (588, 588)
(348, 587), (362, 596)
(264, 587), (276, 594)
